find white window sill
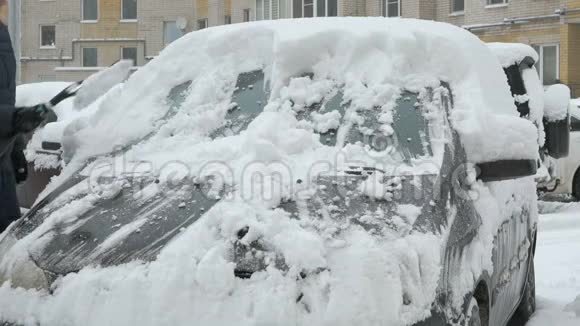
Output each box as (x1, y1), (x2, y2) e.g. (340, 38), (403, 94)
(485, 4), (508, 9)
(120, 19), (138, 23)
(81, 20), (98, 24)
(449, 11), (465, 17)
(39, 46), (56, 50)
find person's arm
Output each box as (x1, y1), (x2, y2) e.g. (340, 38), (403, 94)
(0, 104), (15, 138)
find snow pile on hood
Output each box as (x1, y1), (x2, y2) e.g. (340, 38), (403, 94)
(572, 98), (580, 110)
(486, 42), (539, 68)
(0, 18), (540, 326)
(544, 84), (571, 122)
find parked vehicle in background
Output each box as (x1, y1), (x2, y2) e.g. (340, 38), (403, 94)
(539, 102), (580, 200)
(0, 19), (557, 326)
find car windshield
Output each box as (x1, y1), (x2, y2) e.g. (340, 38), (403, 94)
(204, 70), (448, 169)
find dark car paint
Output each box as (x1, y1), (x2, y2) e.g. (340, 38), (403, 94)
(7, 70), (537, 326)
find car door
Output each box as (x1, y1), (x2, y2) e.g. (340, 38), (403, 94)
(489, 186), (534, 325)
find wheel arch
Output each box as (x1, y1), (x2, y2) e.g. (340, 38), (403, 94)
(471, 277), (491, 326)
(572, 165), (580, 198)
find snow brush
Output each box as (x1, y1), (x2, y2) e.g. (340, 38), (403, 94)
(0, 81), (83, 158)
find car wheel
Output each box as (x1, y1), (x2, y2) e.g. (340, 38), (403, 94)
(514, 257), (536, 323)
(466, 297), (482, 326)
(573, 171), (580, 201)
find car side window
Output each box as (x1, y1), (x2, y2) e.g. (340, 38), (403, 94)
(571, 117), (580, 132)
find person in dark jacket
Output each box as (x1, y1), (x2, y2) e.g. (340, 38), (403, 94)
(0, 0), (52, 232)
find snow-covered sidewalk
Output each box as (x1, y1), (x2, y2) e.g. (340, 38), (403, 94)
(526, 201), (580, 325)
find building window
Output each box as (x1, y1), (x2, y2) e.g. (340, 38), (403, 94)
(82, 0), (98, 21)
(225, 15), (232, 24)
(292, 0), (337, 18)
(82, 47), (98, 67)
(451, 0), (464, 13)
(197, 18), (208, 30)
(243, 8), (251, 22)
(164, 21), (184, 46)
(122, 0), (137, 20)
(382, 0), (401, 17)
(40, 25), (56, 48)
(532, 44), (559, 85)
(487, 0), (508, 5)
(122, 47), (138, 66)
(257, 0), (288, 20)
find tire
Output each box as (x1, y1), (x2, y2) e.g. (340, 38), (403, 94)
(466, 297), (482, 326)
(513, 257), (536, 323)
(573, 172), (580, 201)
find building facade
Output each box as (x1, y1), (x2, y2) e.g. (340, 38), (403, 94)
(19, 0), (580, 96)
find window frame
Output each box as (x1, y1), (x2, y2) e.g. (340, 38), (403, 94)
(121, 0), (138, 21)
(121, 47), (138, 66)
(291, 0), (338, 18)
(486, 0), (508, 6)
(82, 47), (98, 67)
(451, 0), (464, 14)
(39, 25), (56, 49)
(81, 0), (99, 23)
(197, 18), (208, 30)
(381, 0), (401, 18)
(533, 44), (560, 86)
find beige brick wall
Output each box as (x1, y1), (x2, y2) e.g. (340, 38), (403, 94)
(560, 23), (580, 96)
(138, 0), (196, 57)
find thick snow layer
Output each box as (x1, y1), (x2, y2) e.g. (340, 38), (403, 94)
(73, 60), (132, 110)
(572, 98), (580, 110)
(527, 201), (580, 325)
(544, 84), (571, 122)
(0, 18), (544, 326)
(521, 68), (546, 147)
(486, 42), (539, 68)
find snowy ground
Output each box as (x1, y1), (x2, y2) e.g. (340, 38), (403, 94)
(524, 201), (580, 325)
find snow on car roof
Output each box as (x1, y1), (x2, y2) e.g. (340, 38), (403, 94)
(486, 42), (539, 68)
(69, 17), (536, 165)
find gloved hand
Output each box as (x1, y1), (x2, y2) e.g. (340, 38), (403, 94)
(13, 104), (52, 134)
(11, 149), (28, 184)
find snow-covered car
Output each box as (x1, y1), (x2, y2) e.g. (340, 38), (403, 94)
(539, 102), (580, 199)
(0, 19), (551, 326)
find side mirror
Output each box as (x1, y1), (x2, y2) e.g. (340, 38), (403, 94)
(543, 84), (571, 159)
(476, 159), (538, 182)
(544, 117), (570, 159)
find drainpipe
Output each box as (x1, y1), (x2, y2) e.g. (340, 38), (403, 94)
(8, 0), (20, 84)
